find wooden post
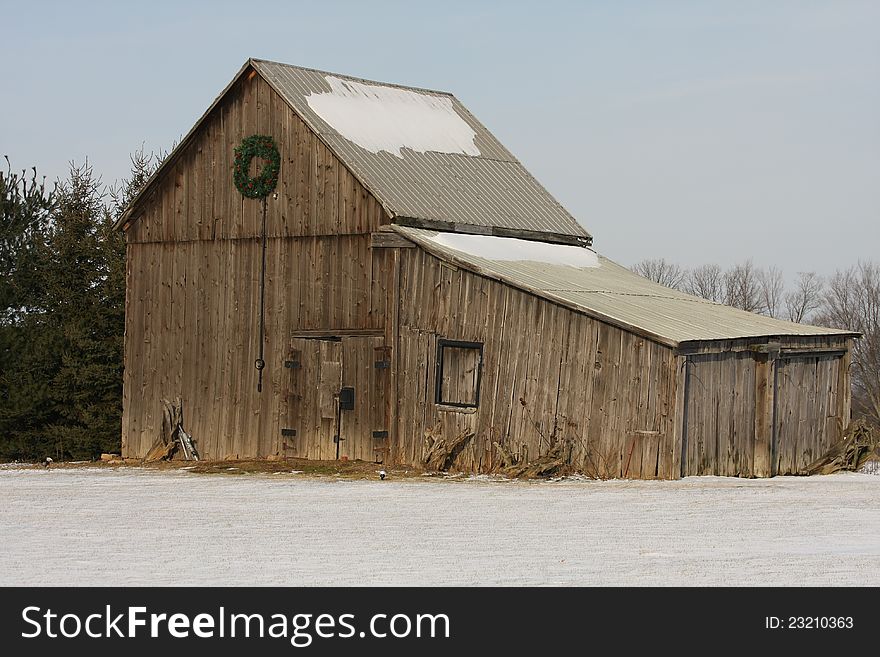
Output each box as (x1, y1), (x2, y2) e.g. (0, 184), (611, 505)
(388, 247), (401, 465)
(753, 354), (774, 477)
(671, 354), (687, 479)
(837, 339), (852, 437)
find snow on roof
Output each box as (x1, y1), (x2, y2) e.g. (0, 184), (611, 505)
(306, 76), (481, 159)
(426, 231), (599, 269)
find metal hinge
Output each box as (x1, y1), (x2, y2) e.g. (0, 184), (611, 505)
(284, 360), (301, 369)
(281, 428), (297, 437)
(372, 430), (389, 439)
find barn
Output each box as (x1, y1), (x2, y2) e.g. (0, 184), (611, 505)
(116, 58), (857, 478)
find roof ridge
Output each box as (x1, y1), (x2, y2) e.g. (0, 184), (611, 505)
(251, 58), (457, 98)
(542, 289), (720, 303)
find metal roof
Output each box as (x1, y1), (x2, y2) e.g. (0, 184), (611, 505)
(252, 59), (591, 245)
(393, 226), (856, 347)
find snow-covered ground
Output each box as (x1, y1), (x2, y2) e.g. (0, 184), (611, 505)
(1, 467), (878, 586)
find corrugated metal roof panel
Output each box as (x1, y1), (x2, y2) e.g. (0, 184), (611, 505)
(393, 226), (855, 346)
(253, 59), (591, 244)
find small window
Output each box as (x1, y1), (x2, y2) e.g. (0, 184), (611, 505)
(435, 339), (483, 408)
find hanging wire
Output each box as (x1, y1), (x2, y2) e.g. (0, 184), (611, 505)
(255, 196), (268, 392)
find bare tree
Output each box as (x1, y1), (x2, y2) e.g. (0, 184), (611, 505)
(817, 263), (880, 426)
(631, 258), (687, 290)
(785, 271), (824, 323)
(686, 264), (724, 302)
(758, 266), (784, 318)
(723, 260), (763, 312)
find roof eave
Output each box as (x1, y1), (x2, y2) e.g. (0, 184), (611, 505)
(393, 216), (591, 247)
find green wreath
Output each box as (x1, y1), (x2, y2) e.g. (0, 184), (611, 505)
(233, 134), (280, 199)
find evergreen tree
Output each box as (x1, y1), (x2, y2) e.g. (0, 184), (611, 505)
(0, 160), (58, 460)
(0, 151), (159, 460)
(41, 161), (119, 458)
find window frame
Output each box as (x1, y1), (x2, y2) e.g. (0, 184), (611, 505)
(434, 338), (484, 409)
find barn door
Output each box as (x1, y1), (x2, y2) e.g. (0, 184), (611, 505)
(773, 354), (842, 475)
(283, 338), (342, 460)
(339, 336), (390, 463)
(282, 336), (389, 462)
(681, 352), (757, 477)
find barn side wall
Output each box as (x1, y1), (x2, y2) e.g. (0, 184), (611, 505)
(122, 68), (393, 459)
(390, 247), (681, 479)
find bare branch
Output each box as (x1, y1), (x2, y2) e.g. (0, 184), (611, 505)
(631, 258), (687, 290)
(723, 260), (763, 312)
(785, 271), (824, 323)
(758, 266), (784, 318)
(685, 264), (724, 302)
(817, 263), (880, 426)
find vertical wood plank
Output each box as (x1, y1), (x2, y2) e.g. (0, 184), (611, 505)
(753, 355), (773, 477)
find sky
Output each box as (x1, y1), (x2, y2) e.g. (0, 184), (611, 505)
(2, 0), (877, 276)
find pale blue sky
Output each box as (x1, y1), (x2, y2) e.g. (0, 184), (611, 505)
(2, 0), (877, 275)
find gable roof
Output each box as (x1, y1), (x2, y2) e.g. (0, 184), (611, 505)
(393, 226), (858, 347)
(117, 58), (591, 245)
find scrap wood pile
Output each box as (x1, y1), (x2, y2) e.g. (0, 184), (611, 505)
(421, 427), (474, 472)
(144, 397), (200, 462)
(493, 438), (572, 478)
(420, 424), (572, 478)
(805, 420), (880, 475)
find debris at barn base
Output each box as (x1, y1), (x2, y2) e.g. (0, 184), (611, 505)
(144, 397), (200, 462)
(502, 439), (573, 479)
(421, 427), (474, 471)
(100, 453), (122, 462)
(804, 420), (880, 475)
(492, 441), (520, 469)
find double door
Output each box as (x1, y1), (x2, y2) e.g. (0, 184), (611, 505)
(283, 336), (389, 462)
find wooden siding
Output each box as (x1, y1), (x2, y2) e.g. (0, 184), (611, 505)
(392, 248), (680, 479)
(122, 236), (391, 459)
(124, 69), (390, 244)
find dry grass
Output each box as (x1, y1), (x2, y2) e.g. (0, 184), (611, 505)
(8, 457), (430, 480)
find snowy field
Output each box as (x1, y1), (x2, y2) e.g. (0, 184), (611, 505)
(1, 467), (878, 586)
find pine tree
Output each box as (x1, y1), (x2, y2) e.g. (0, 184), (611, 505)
(0, 150), (160, 460)
(0, 160), (58, 460)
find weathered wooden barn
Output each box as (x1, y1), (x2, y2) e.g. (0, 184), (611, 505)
(117, 58), (857, 478)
